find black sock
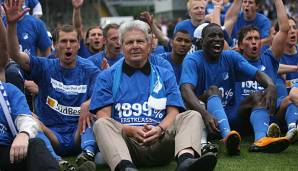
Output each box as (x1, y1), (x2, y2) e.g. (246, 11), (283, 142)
(115, 160), (136, 171)
(178, 153), (194, 165)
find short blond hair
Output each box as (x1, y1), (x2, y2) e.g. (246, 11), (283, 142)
(187, 0), (207, 10)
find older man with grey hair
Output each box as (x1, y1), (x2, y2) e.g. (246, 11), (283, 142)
(90, 20), (217, 171)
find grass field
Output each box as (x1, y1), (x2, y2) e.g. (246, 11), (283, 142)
(67, 137), (298, 171)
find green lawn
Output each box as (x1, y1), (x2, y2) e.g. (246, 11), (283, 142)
(67, 138), (298, 171)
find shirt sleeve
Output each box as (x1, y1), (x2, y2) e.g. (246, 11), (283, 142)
(231, 51), (259, 81)
(5, 83), (32, 120)
(259, 16), (271, 39)
(89, 70), (114, 114)
(36, 19), (52, 52)
(27, 55), (48, 82)
(180, 54), (199, 87)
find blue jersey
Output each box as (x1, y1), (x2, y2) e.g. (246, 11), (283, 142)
(158, 52), (182, 84)
(151, 45), (166, 56)
(235, 49), (281, 101)
(90, 60), (184, 126)
(0, 83), (31, 146)
(174, 19), (197, 53)
(280, 46), (298, 90)
(180, 50), (258, 110)
(149, 53), (173, 72)
(24, 0), (39, 9)
(87, 50), (124, 70)
(231, 12), (271, 47)
(78, 41), (97, 59)
(3, 15), (51, 56)
(27, 56), (99, 132)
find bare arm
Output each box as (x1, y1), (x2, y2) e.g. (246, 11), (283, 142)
(72, 0), (84, 40)
(4, 0), (30, 71)
(278, 64), (298, 75)
(0, 12), (8, 80)
(140, 11), (169, 47)
(95, 105), (112, 119)
(255, 71), (277, 114)
(224, 0), (242, 37)
(271, 0), (289, 59)
(181, 84), (219, 133)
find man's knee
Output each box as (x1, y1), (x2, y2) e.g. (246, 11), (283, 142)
(94, 118), (121, 133)
(179, 110), (203, 124)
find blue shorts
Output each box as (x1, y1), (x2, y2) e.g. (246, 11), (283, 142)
(51, 127), (81, 156)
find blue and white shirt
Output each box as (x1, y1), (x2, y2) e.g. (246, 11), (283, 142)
(0, 83), (31, 145)
(27, 56), (99, 133)
(90, 60), (184, 126)
(231, 12), (271, 47)
(180, 50), (258, 109)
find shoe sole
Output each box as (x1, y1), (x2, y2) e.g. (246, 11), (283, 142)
(226, 134), (240, 155)
(257, 139), (289, 153)
(189, 154), (217, 171)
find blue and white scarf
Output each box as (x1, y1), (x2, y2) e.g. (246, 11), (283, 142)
(0, 81), (17, 136)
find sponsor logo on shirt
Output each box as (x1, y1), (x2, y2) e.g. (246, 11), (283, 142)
(22, 33), (29, 40)
(222, 72), (229, 80)
(259, 65), (266, 71)
(51, 78), (87, 95)
(46, 96), (81, 116)
(114, 102), (164, 125)
(241, 80), (264, 95)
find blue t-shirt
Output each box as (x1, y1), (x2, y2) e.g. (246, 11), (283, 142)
(2, 15), (52, 57)
(89, 61), (185, 126)
(280, 46), (298, 90)
(27, 56), (99, 133)
(25, 0), (39, 9)
(231, 12), (271, 47)
(78, 41), (97, 59)
(151, 45), (166, 57)
(180, 50), (258, 110)
(87, 50), (124, 70)
(174, 19), (197, 53)
(158, 52), (182, 84)
(235, 49), (282, 101)
(0, 83), (31, 146)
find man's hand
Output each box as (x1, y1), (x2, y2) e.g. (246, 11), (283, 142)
(10, 132), (29, 164)
(263, 85), (277, 115)
(3, 0), (29, 23)
(24, 80), (39, 96)
(78, 101), (95, 133)
(143, 124), (163, 145)
(139, 11), (153, 27)
(212, 0), (223, 8)
(72, 0), (84, 9)
(123, 125), (147, 143)
(202, 112), (219, 134)
(100, 58), (110, 70)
